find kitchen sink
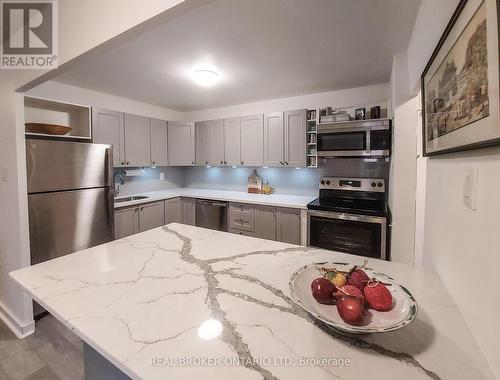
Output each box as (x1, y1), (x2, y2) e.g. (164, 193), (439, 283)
(114, 196), (149, 203)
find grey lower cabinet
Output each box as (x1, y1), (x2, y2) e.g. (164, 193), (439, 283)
(254, 205), (277, 241)
(165, 197), (182, 224)
(182, 197), (196, 226)
(92, 108), (125, 167)
(124, 113), (151, 167)
(276, 207), (301, 245)
(114, 206), (139, 239)
(229, 202), (300, 244)
(138, 201), (165, 232)
(114, 201), (165, 239)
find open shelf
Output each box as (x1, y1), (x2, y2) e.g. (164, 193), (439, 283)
(24, 96), (92, 140)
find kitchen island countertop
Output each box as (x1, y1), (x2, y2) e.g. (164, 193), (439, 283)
(10, 224), (494, 380)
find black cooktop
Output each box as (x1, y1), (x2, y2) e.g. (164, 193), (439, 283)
(307, 197), (388, 217)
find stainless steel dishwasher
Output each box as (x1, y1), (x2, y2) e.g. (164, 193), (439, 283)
(195, 199), (228, 231)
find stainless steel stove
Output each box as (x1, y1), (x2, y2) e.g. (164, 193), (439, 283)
(307, 177), (390, 260)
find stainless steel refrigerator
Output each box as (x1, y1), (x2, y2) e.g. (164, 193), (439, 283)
(26, 139), (115, 268)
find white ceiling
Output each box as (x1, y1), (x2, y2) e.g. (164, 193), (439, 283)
(51, 0), (420, 111)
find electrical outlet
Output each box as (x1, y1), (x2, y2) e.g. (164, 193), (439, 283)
(160, 172), (165, 181)
(463, 166), (478, 211)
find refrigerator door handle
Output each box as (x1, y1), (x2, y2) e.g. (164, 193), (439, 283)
(106, 189), (115, 232)
(105, 147), (114, 187)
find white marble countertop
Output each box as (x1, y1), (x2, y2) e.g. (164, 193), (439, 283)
(10, 224), (494, 380)
(114, 188), (316, 210)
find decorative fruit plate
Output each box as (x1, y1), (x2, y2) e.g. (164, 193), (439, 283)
(289, 262), (418, 334)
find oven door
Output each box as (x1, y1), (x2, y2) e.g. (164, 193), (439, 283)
(317, 127), (368, 157)
(308, 210), (387, 260)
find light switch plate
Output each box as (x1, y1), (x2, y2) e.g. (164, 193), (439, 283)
(160, 172), (165, 181)
(463, 166), (478, 211)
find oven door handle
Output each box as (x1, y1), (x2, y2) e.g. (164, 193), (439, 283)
(308, 210), (386, 225)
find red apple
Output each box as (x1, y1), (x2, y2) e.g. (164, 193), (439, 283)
(336, 295), (364, 325)
(363, 281), (393, 311)
(348, 269), (370, 291)
(311, 278), (336, 304)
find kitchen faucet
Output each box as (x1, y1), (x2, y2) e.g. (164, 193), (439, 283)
(114, 171), (126, 197)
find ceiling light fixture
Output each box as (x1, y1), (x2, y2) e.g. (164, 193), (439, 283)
(192, 68), (219, 87)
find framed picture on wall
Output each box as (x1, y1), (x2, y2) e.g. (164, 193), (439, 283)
(421, 0), (500, 156)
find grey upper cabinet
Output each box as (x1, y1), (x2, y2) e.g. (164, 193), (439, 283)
(196, 121), (211, 166)
(92, 108), (125, 167)
(138, 201), (165, 232)
(114, 206), (139, 239)
(210, 119), (225, 166)
(150, 118), (168, 167)
(124, 114), (151, 167)
(254, 205), (277, 241)
(284, 109), (307, 167)
(240, 114), (264, 166)
(224, 117), (241, 166)
(165, 197), (182, 224)
(276, 207), (301, 245)
(182, 198), (196, 226)
(168, 122), (195, 166)
(264, 112), (284, 167)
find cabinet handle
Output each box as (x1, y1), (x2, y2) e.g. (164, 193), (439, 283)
(120, 162), (124, 166)
(205, 161), (208, 165)
(220, 161), (223, 164)
(140, 207), (144, 211)
(152, 161), (155, 165)
(126, 161), (130, 165)
(134, 208), (138, 213)
(192, 161), (194, 165)
(285, 161), (289, 165)
(280, 161), (283, 165)
(241, 161), (244, 165)
(224, 161), (227, 165)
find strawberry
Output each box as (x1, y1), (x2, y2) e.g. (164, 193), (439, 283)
(363, 280), (393, 311)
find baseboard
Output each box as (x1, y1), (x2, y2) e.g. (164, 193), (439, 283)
(0, 300), (35, 338)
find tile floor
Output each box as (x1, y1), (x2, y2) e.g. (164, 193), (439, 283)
(0, 315), (84, 380)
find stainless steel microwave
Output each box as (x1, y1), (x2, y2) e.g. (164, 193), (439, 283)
(317, 119), (392, 158)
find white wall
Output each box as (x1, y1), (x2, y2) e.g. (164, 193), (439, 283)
(26, 81), (184, 121)
(0, 0), (185, 338)
(405, 0), (499, 376)
(423, 150), (500, 377)
(185, 83), (389, 121)
(406, 0), (459, 93)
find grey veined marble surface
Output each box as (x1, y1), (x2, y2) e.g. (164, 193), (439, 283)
(11, 224), (494, 380)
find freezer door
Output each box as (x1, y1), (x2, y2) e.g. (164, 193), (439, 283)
(28, 188), (115, 265)
(26, 139), (113, 193)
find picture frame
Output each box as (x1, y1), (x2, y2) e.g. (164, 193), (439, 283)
(421, 0), (500, 156)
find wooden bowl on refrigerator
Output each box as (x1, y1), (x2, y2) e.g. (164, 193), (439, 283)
(25, 123), (72, 135)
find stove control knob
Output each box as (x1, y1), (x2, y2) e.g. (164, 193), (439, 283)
(377, 182), (383, 187)
(371, 182), (376, 187)
(326, 180), (331, 185)
(320, 180), (325, 185)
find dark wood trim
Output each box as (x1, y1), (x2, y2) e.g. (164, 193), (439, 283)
(421, 0), (500, 157)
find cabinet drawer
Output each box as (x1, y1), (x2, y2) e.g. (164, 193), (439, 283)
(230, 228), (256, 238)
(229, 214), (255, 232)
(229, 202), (255, 219)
